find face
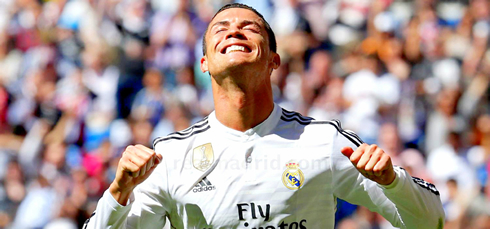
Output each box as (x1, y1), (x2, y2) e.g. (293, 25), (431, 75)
(200, 8), (279, 81)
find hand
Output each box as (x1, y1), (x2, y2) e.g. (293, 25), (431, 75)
(110, 144), (163, 204)
(341, 143), (396, 186)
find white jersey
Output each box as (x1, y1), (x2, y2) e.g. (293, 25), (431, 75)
(84, 104), (444, 229)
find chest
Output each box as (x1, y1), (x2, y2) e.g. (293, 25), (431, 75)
(165, 140), (336, 228)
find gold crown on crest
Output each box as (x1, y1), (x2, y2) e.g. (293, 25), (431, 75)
(285, 162), (299, 169)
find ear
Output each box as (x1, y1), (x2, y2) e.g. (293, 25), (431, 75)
(200, 56), (208, 73)
(271, 52), (281, 70)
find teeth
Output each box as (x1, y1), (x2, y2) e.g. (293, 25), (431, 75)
(226, 45), (246, 54)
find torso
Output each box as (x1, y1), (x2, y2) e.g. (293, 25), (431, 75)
(153, 105), (341, 229)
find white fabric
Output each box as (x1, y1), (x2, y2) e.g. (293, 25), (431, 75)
(85, 104), (444, 229)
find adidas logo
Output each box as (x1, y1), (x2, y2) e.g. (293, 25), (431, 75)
(193, 177), (216, 192)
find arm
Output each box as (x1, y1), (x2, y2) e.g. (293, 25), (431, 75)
(331, 135), (444, 228)
(84, 145), (168, 229)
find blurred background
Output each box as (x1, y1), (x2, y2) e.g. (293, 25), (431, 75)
(0, 0), (489, 228)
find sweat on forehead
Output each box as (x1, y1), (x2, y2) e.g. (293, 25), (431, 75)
(202, 3), (277, 55)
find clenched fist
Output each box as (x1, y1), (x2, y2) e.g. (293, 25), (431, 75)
(109, 144), (163, 205)
(341, 143), (396, 186)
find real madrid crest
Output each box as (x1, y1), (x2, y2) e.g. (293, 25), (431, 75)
(192, 143), (214, 171)
(282, 160), (305, 190)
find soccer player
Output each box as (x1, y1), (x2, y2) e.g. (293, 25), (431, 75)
(85, 3), (444, 229)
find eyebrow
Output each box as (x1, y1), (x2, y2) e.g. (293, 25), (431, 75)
(210, 20), (262, 30)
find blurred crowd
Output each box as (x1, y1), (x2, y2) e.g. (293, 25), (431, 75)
(0, 0), (489, 228)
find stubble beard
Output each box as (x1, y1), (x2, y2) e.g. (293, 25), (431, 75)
(211, 59), (260, 87)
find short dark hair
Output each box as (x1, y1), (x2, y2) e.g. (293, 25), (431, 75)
(202, 3), (277, 56)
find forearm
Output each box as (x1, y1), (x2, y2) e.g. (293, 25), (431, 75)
(381, 167), (445, 229)
(333, 161), (444, 229)
(109, 182), (134, 206)
(84, 190), (132, 229)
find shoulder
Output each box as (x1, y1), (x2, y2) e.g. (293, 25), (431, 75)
(278, 108), (363, 147)
(279, 108), (314, 125)
(309, 119), (363, 147)
(153, 116), (211, 149)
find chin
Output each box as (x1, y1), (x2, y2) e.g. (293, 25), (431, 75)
(220, 60), (254, 72)
(210, 57), (265, 77)
(227, 57), (254, 65)
(211, 64), (250, 79)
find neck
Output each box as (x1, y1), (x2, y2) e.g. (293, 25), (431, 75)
(211, 76), (274, 132)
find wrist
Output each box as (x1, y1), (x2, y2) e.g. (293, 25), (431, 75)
(380, 168), (401, 190)
(109, 182), (134, 205)
(381, 173), (398, 188)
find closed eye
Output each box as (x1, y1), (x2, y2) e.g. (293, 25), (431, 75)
(244, 25), (260, 33)
(215, 28), (227, 34)
(245, 28), (259, 33)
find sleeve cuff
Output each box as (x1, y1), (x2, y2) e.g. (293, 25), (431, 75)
(378, 167), (404, 193)
(103, 189), (134, 210)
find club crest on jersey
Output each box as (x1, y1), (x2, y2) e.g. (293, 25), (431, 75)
(282, 161), (305, 190)
(193, 143), (214, 171)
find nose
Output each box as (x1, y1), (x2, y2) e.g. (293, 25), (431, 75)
(226, 28), (246, 40)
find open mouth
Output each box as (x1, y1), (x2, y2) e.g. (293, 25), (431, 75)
(220, 44), (252, 54)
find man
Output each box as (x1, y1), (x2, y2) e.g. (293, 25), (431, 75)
(85, 3), (444, 229)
